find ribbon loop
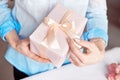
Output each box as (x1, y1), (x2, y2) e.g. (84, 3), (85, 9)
(43, 11), (79, 46)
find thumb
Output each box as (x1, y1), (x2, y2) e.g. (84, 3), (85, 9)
(68, 39), (85, 57)
(23, 38), (30, 46)
(74, 39), (92, 50)
(24, 38), (30, 42)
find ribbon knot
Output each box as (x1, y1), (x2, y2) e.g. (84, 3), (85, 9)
(43, 11), (79, 47)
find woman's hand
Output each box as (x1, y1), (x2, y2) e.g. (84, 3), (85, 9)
(14, 38), (50, 63)
(68, 38), (106, 67)
(6, 30), (50, 63)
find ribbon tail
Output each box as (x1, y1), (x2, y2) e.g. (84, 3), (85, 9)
(46, 27), (55, 46)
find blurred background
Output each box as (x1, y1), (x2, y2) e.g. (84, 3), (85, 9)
(0, 0), (120, 80)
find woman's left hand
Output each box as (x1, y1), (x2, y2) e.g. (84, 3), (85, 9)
(68, 38), (106, 67)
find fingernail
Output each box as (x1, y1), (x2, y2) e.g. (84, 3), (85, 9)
(67, 38), (71, 42)
(74, 38), (80, 43)
(73, 40), (81, 49)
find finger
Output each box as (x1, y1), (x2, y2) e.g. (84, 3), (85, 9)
(68, 38), (81, 49)
(27, 50), (51, 63)
(24, 39), (50, 63)
(69, 58), (80, 66)
(68, 39), (85, 60)
(70, 50), (85, 63)
(69, 52), (84, 66)
(30, 53), (51, 63)
(74, 39), (94, 50)
(69, 56), (84, 67)
(68, 39), (82, 54)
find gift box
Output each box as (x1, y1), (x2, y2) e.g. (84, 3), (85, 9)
(30, 4), (87, 68)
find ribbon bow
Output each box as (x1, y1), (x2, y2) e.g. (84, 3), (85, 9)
(43, 11), (79, 47)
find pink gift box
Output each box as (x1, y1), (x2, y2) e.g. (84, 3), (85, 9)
(30, 4), (87, 68)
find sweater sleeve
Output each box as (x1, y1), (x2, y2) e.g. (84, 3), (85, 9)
(85, 0), (108, 45)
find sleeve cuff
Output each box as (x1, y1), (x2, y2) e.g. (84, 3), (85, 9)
(0, 20), (15, 41)
(83, 27), (108, 46)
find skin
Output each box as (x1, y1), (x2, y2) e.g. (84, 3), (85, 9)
(68, 38), (106, 67)
(6, 30), (50, 63)
(6, 30), (106, 66)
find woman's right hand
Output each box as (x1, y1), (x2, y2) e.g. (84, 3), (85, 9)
(6, 30), (50, 63)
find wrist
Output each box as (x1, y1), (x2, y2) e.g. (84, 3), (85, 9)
(90, 38), (106, 53)
(6, 30), (20, 49)
(11, 38), (20, 49)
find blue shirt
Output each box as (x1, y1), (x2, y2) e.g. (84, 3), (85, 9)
(0, 0), (108, 76)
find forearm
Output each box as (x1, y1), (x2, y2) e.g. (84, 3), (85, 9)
(0, 0), (17, 41)
(86, 0), (108, 32)
(85, 0), (108, 45)
(6, 30), (20, 49)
